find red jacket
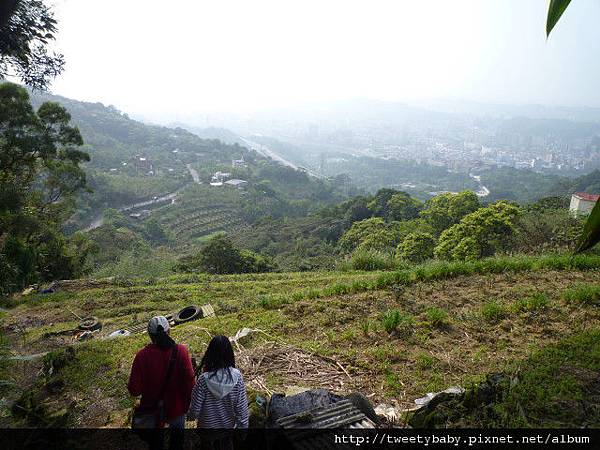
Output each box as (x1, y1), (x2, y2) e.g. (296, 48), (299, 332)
(128, 343), (195, 422)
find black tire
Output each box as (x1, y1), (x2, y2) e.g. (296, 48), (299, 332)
(78, 316), (102, 331)
(173, 305), (202, 324)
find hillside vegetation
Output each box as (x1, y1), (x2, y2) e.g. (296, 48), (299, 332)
(2, 254), (600, 427)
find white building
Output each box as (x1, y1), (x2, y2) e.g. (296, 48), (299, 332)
(211, 171), (231, 183)
(224, 179), (248, 189)
(232, 156), (247, 167)
(570, 192), (600, 217)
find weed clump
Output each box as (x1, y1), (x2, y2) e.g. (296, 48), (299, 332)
(481, 300), (508, 324)
(513, 293), (550, 312)
(344, 249), (397, 271)
(360, 319), (372, 336)
(381, 309), (414, 335)
(257, 295), (286, 309)
(416, 352), (437, 370)
(425, 307), (450, 329)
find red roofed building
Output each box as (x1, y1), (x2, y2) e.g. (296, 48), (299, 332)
(570, 192), (600, 216)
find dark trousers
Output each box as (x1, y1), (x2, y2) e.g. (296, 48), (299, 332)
(147, 415), (185, 450)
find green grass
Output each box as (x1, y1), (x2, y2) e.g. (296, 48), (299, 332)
(480, 300), (508, 324)
(562, 284), (600, 306)
(380, 309), (414, 335)
(278, 254), (600, 307)
(425, 307), (449, 329)
(416, 352), (437, 370)
(485, 329), (600, 427)
(5, 253), (600, 427)
(339, 249), (398, 272)
(513, 293), (550, 313)
(359, 319), (372, 336)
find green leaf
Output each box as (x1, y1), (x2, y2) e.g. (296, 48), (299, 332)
(547, 0), (572, 37)
(575, 199), (600, 253)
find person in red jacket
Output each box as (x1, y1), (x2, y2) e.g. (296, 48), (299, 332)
(128, 316), (195, 450)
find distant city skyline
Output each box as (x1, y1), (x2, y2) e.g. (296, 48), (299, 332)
(48, 0), (600, 118)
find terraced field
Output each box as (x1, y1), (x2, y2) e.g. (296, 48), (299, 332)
(2, 254), (600, 428)
(149, 184), (247, 246)
(160, 204), (244, 241)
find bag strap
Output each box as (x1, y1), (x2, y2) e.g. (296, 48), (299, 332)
(157, 344), (178, 405)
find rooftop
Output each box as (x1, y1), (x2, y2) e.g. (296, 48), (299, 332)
(573, 192), (600, 202)
(225, 179), (248, 186)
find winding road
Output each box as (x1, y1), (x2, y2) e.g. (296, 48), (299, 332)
(241, 137), (324, 179)
(83, 164), (204, 232)
(470, 173), (490, 198)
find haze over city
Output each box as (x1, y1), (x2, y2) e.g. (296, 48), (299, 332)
(49, 0), (600, 120)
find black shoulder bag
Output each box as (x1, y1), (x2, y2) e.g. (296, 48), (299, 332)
(132, 345), (179, 429)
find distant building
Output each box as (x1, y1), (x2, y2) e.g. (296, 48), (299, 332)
(132, 155), (154, 175)
(570, 192), (600, 216)
(224, 179), (248, 189)
(232, 156), (247, 168)
(211, 171), (231, 183)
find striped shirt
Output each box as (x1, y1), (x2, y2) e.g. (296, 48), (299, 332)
(187, 368), (249, 428)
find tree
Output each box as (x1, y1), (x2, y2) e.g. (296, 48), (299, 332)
(396, 232), (436, 263)
(343, 197), (372, 225)
(367, 188), (401, 217)
(420, 191), (480, 234)
(0, 0), (65, 89)
(144, 218), (169, 244)
(338, 217), (400, 253)
(177, 233), (274, 274)
(0, 82), (88, 293)
(513, 209), (583, 254)
(434, 201), (521, 261)
(387, 193), (422, 222)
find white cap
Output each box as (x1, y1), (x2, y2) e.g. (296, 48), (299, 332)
(147, 316), (170, 335)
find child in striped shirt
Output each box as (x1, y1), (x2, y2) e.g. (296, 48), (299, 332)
(187, 335), (249, 428)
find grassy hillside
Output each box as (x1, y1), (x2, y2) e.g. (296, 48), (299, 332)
(2, 254), (600, 427)
(25, 88), (346, 234)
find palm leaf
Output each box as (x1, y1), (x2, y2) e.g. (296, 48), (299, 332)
(575, 199), (600, 253)
(547, 0), (572, 36)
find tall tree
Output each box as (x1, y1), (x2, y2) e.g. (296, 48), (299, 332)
(0, 0), (64, 89)
(0, 82), (88, 293)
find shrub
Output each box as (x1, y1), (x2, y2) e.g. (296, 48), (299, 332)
(381, 309), (414, 335)
(425, 306), (449, 328)
(346, 248), (396, 271)
(481, 300), (508, 323)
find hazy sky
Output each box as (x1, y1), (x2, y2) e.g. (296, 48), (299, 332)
(49, 0), (600, 118)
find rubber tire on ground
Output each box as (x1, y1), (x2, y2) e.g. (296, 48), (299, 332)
(173, 305), (202, 325)
(78, 316), (102, 331)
